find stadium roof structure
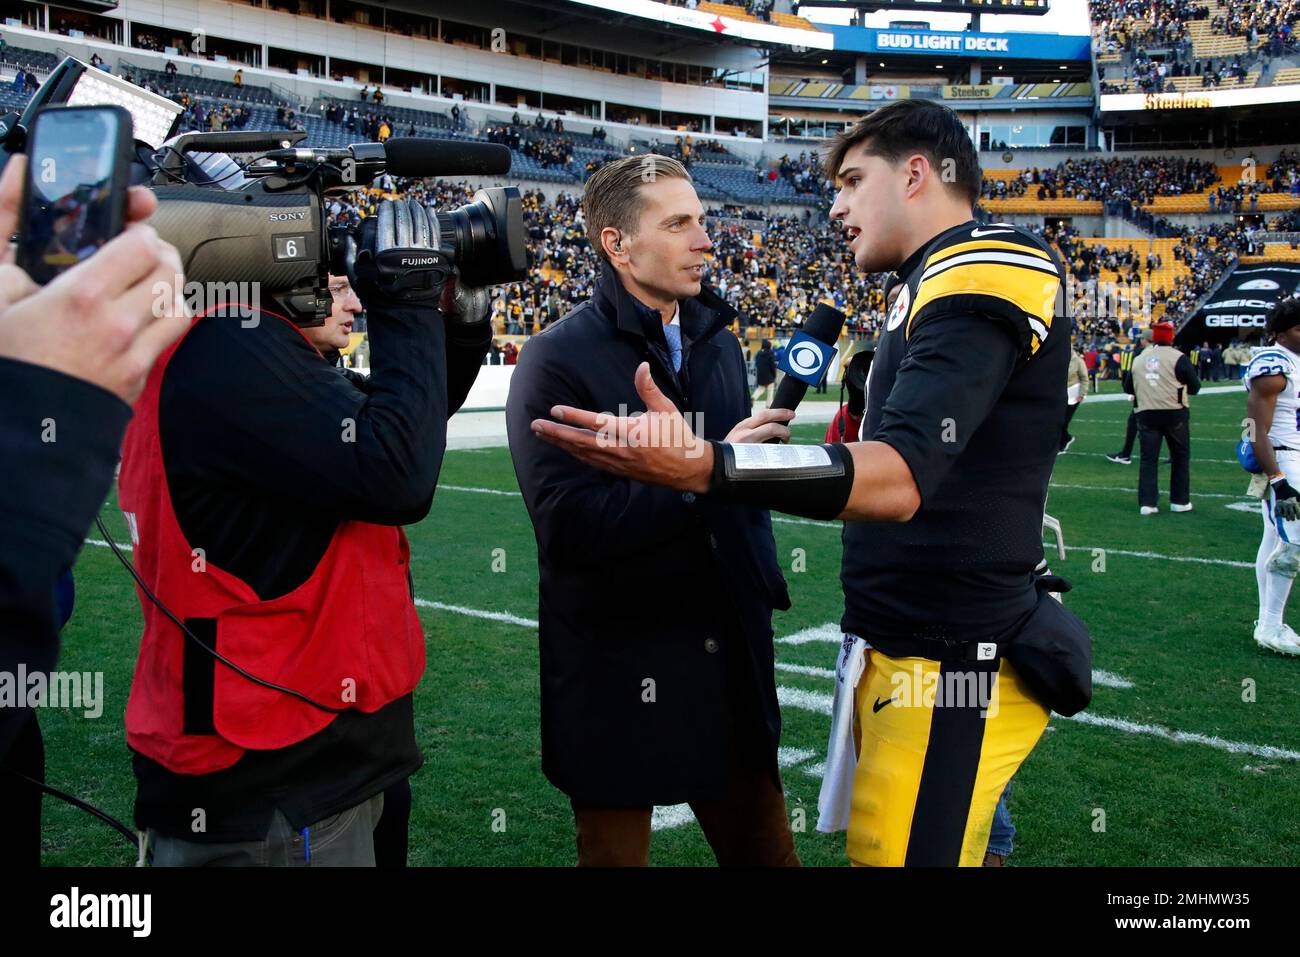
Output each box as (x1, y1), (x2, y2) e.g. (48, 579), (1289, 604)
(560, 0), (834, 49)
(797, 0), (1050, 14)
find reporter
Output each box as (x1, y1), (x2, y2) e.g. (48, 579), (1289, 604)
(507, 156), (800, 867)
(0, 154), (187, 862)
(118, 197), (491, 866)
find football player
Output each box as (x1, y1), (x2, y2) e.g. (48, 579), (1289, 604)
(1244, 298), (1300, 656)
(532, 99), (1089, 866)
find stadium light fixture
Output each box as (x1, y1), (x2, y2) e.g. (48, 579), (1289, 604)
(10, 56), (182, 151)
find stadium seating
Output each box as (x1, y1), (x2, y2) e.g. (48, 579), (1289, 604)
(0, 86), (33, 112)
(1071, 237), (1192, 293)
(1185, 19), (1249, 60)
(1243, 242), (1300, 262)
(129, 65), (279, 106)
(322, 97), (454, 131)
(691, 160), (818, 205)
(0, 44), (59, 73)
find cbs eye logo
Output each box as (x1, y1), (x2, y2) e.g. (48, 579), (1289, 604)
(790, 341), (827, 376)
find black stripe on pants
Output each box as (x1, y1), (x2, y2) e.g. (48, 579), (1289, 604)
(904, 660), (995, 866)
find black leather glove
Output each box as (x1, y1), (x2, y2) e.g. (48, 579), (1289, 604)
(1272, 475), (1300, 522)
(353, 198), (454, 303)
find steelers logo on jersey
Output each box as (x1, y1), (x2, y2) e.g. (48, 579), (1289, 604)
(886, 283), (911, 332)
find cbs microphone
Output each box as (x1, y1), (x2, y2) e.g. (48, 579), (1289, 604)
(764, 302), (847, 443)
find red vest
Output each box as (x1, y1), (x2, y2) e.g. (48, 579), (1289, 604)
(118, 311), (425, 775)
(825, 405), (863, 444)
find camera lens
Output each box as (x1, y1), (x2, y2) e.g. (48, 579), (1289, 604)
(433, 186), (527, 288)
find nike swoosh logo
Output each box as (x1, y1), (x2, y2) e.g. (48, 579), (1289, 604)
(872, 696), (896, 713)
(970, 227), (1014, 237)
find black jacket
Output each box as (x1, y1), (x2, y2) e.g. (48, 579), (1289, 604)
(506, 265), (790, 806)
(754, 347), (777, 386)
(0, 360), (131, 758)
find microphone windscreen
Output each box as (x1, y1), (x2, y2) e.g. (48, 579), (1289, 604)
(382, 138), (512, 177)
(802, 302), (847, 346)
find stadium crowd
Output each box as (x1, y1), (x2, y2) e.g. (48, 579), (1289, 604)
(1216, 0), (1300, 57)
(318, 147), (1291, 358)
(1091, 0), (1300, 83)
(982, 156), (1220, 204)
(1090, 0), (1206, 57)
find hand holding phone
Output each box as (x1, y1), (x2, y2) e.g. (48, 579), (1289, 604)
(15, 105), (134, 285)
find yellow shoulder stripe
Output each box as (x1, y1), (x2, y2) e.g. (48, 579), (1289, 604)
(925, 238), (1052, 267)
(907, 262), (1060, 339)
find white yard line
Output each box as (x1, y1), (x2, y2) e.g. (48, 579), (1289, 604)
(1071, 385), (1241, 403)
(1057, 545), (1253, 569)
(1063, 451), (1239, 465)
(776, 685), (836, 715)
(85, 538), (131, 552)
(439, 484), (521, 497)
(1061, 711), (1300, 761)
(1049, 482), (1242, 500)
(1093, 669), (1135, 690)
(412, 598), (538, 629)
(775, 661), (837, 680)
(774, 623), (844, 645)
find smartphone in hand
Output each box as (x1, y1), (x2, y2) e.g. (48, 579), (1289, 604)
(16, 105), (134, 285)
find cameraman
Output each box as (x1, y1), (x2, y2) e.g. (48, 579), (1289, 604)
(0, 155), (188, 863)
(119, 197), (492, 866)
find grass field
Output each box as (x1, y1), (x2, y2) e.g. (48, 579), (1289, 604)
(38, 379), (1300, 866)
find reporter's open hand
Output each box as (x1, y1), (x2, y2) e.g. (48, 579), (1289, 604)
(0, 155), (188, 404)
(532, 361), (714, 493)
(725, 406), (794, 444)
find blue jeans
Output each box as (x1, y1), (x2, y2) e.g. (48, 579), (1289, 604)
(987, 781), (1015, 857)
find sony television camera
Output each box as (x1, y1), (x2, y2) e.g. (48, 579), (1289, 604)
(0, 56), (527, 324)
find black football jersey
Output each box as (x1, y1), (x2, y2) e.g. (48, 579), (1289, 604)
(840, 219), (1070, 644)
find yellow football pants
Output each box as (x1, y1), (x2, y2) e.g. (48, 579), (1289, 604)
(847, 650), (1049, 867)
